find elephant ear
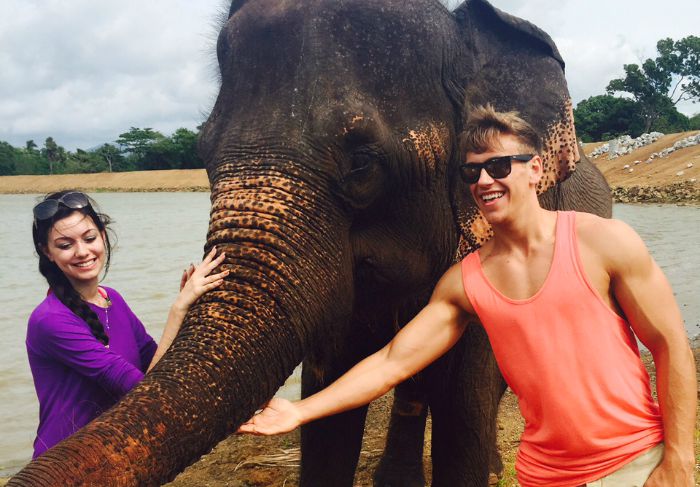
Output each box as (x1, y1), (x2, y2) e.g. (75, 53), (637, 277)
(450, 0), (580, 259)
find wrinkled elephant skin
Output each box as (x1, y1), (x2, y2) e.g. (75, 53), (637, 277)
(9, 0), (610, 486)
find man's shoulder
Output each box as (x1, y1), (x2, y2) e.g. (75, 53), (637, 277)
(433, 260), (475, 316)
(573, 212), (647, 268)
(574, 212), (636, 243)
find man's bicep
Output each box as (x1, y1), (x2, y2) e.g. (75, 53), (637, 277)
(611, 233), (685, 350)
(386, 301), (468, 378)
(430, 261), (475, 316)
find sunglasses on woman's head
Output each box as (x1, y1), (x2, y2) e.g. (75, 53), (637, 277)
(33, 192), (91, 221)
(459, 154), (534, 184)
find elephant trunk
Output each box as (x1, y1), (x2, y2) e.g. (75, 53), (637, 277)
(10, 170), (350, 486)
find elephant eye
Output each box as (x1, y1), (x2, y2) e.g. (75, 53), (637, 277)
(337, 149), (385, 210)
(349, 151), (374, 174)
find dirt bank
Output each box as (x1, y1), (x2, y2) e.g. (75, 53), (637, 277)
(583, 131), (700, 204)
(0, 169), (209, 194)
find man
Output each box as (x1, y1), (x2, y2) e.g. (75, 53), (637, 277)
(239, 106), (696, 486)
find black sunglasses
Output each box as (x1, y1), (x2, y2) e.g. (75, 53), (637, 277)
(459, 154), (534, 184)
(33, 192), (91, 221)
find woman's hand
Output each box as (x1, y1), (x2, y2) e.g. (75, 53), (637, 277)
(148, 247), (228, 372)
(173, 247), (228, 313)
(237, 398), (303, 436)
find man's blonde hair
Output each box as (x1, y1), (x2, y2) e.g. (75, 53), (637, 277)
(460, 104), (542, 156)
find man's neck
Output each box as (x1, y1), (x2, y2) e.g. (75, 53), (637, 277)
(488, 205), (558, 255)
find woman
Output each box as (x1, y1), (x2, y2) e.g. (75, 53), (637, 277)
(26, 190), (228, 458)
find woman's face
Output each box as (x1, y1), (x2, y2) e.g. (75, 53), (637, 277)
(43, 211), (106, 289)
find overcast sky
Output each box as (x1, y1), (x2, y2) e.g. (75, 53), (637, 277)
(1, 0), (698, 151)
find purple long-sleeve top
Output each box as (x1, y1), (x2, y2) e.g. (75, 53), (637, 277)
(26, 286), (157, 458)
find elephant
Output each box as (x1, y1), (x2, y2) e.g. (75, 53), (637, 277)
(9, 0), (612, 485)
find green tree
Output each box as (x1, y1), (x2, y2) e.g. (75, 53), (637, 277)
(171, 128), (203, 169)
(141, 137), (177, 170)
(116, 127), (164, 164)
(94, 143), (127, 172)
(41, 137), (66, 174)
(65, 149), (106, 174)
(0, 141), (18, 175)
(689, 113), (700, 130)
(607, 36), (700, 132)
(574, 95), (645, 142)
(25, 140), (38, 153)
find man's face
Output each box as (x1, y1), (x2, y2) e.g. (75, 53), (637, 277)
(463, 134), (540, 222)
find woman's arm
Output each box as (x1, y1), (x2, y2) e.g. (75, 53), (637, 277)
(147, 247), (228, 371)
(30, 312), (146, 398)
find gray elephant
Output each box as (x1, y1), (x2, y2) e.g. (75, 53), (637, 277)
(10, 0), (611, 485)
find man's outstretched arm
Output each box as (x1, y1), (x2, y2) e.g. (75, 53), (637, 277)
(238, 263), (472, 435)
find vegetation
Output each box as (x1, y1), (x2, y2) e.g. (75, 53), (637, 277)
(575, 35), (700, 142)
(0, 127), (203, 176)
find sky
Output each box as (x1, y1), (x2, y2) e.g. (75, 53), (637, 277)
(1, 0), (698, 151)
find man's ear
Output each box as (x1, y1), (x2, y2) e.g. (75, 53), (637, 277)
(529, 155), (544, 186)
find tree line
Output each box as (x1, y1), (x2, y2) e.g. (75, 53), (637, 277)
(0, 126), (203, 176)
(574, 35), (700, 142)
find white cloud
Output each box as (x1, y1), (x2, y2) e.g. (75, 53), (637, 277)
(0, 0), (222, 150)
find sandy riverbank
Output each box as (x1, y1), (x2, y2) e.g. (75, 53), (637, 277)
(0, 169), (209, 194)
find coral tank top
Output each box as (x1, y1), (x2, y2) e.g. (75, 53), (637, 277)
(461, 211), (663, 486)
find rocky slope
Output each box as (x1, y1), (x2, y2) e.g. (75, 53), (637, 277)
(584, 131), (700, 204)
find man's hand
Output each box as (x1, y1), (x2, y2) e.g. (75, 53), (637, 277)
(238, 398), (303, 436)
(644, 457), (694, 486)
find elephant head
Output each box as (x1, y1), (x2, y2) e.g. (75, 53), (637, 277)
(10, 0), (608, 485)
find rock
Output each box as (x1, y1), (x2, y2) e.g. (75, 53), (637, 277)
(677, 171), (685, 176)
(587, 132), (665, 159)
(688, 162), (694, 168)
(611, 181), (700, 204)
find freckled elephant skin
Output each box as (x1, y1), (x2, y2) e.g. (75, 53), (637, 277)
(9, 0), (611, 486)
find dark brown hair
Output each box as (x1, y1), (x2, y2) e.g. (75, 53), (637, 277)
(32, 191), (114, 345)
(459, 104), (542, 156)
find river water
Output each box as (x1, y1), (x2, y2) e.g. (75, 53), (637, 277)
(0, 193), (698, 476)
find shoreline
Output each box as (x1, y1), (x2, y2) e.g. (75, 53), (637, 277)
(2, 169), (699, 206)
(611, 182), (700, 205)
(0, 169), (210, 195)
